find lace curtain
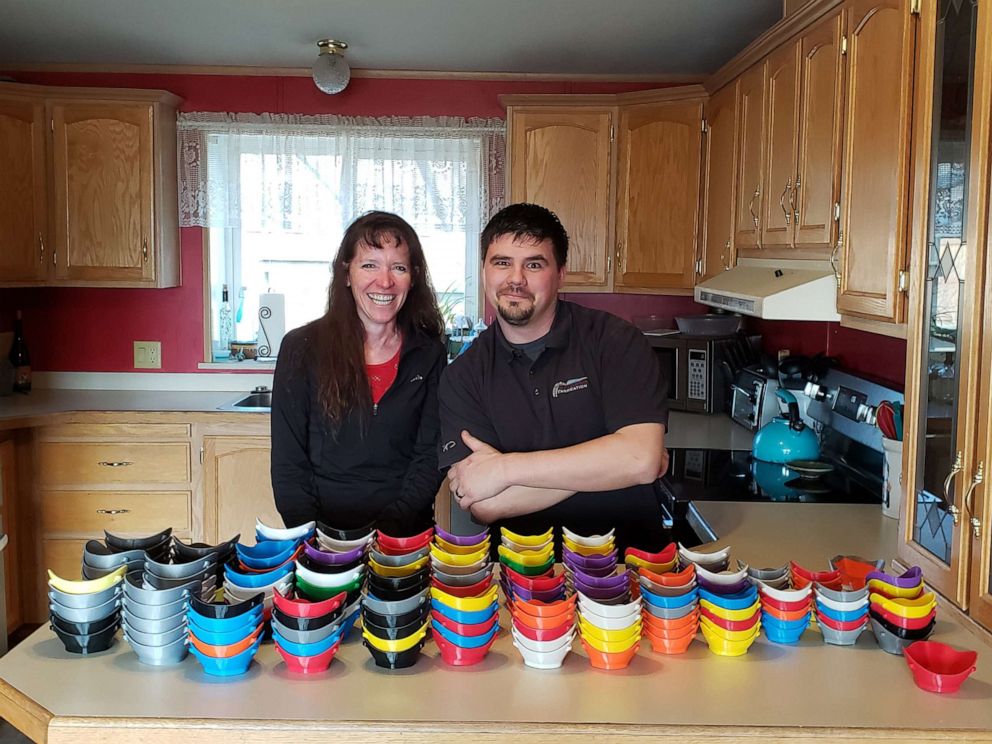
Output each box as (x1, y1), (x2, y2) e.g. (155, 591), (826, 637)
(177, 112), (506, 230)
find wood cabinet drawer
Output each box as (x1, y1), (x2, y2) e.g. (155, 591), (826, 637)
(41, 490), (191, 535)
(36, 423), (191, 441)
(38, 442), (190, 486)
(42, 538), (89, 581)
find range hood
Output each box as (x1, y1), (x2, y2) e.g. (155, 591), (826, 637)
(694, 258), (841, 321)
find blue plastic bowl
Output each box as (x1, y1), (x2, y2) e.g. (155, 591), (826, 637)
(815, 600), (868, 623)
(256, 529), (313, 544)
(763, 622), (809, 644)
(187, 607), (262, 637)
(223, 561), (294, 589)
(429, 599), (498, 625)
(189, 637), (262, 676)
(271, 625), (344, 657)
(760, 611), (811, 631)
(640, 585), (699, 609)
(698, 586), (758, 610)
(431, 620), (499, 649)
(235, 539), (298, 569)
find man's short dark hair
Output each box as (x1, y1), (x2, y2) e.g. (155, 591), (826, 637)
(481, 203), (569, 268)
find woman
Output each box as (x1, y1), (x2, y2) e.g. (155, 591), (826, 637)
(271, 211), (446, 535)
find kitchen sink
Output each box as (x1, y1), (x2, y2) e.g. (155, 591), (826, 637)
(218, 386), (272, 412)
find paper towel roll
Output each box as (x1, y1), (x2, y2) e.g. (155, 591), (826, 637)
(258, 293), (286, 359)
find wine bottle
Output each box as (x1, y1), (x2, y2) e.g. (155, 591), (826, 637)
(9, 310), (31, 394)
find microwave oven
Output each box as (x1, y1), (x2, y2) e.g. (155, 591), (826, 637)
(645, 333), (761, 414)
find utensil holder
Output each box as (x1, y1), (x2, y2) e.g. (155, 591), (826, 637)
(881, 437), (904, 520)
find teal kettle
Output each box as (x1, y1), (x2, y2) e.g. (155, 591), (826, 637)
(752, 389), (821, 463)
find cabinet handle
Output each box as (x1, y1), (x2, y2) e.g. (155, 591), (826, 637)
(779, 178), (792, 226)
(142, 239), (149, 263)
(943, 451), (964, 524)
(722, 239), (732, 271)
(96, 508), (131, 515)
(748, 187), (760, 230)
(964, 462), (984, 538)
(38, 234), (45, 264)
(970, 516), (982, 538)
(830, 231), (843, 286)
(97, 461), (133, 468)
(53, 247), (57, 266)
(792, 177), (801, 225)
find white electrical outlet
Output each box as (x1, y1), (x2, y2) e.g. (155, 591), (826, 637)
(134, 341), (162, 369)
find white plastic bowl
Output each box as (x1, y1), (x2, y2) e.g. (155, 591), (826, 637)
(511, 627), (575, 654)
(501, 536), (553, 554)
(758, 583), (812, 603)
(512, 637), (573, 669)
(223, 573), (293, 599)
(577, 607), (641, 630)
(316, 532), (374, 553)
(256, 519), (315, 542)
(294, 560), (364, 589)
(695, 563), (749, 586)
(678, 543), (731, 566)
(561, 527), (615, 548)
(576, 595), (641, 619)
(815, 593), (869, 612)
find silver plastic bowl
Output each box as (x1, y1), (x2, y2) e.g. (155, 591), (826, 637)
(122, 594), (189, 621)
(123, 607), (187, 634)
(124, 633), (189, 666)
(49, 595), (120, 624)
(124, 572), (198, 605)
(48, 582), (121, 609)
(122, 620), (188, 647)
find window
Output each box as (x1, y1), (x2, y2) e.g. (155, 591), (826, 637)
(178, 114), (505, 362)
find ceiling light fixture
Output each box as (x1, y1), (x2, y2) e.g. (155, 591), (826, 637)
(312, 39), (350, 94)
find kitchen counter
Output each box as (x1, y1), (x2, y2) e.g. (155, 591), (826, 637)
(1, 502), (990, 744)
(666, 410), (753, 450)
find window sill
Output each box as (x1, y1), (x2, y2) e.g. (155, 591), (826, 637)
(197, 360), (276, 371)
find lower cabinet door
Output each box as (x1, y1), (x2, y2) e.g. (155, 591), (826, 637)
(202, 436), (281, 546)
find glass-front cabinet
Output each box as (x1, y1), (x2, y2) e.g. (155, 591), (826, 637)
(901, 0), (992, 627)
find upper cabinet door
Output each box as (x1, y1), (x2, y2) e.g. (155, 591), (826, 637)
(51, 101), (155, 283)
(508, 108), (614, 289)
(837, 0), (917, 321)
(700, 81), (739, 280)
(794, 11), (845, 250)
(761, 41), (801, 249)
(615, 100), (703, 290)
(0, 95), (48, 283)
(734, 63), (767, 250)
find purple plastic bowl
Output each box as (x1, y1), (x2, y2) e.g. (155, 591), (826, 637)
(865, 566), (923, 588)
(571, 579), (630, 602)
(435, 525), (491, 547)
(303, 541), (365, 566)
(562, 547), (618, 570)
(509, 584), (567, 603)
(565, 561), (617, 579)
(568, 567), (630, 590)
(696, 576), (752, 595)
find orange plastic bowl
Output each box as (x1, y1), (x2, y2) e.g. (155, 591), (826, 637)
(642, 608), (699, 634)
(643, 625), (696, 654)
(642, 617), (699, 641)
(511, 607), (575, 631)
(188, 626), (263, 658)
(831, 557), (878, 589)
(513, 595), (577, 619)
(904, 640), (978, 694)
(639, 563), (695, 587)
(580, 636), (639, 669)
(760, 603), (811, 622)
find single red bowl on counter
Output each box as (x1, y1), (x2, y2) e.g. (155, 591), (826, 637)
(904, 640), (977, 694)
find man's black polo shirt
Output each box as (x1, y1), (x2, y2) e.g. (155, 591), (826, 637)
(438, 300), (670, 552)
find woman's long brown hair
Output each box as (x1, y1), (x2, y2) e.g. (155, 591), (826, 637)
(313, 211), (444, 429)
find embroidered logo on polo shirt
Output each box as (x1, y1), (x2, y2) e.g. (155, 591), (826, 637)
(409, 374), (424, 383)
(552, 376), (589, 398)
(442, 440), (457, 452)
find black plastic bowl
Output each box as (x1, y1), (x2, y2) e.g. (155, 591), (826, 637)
(50, 621), (119, 654)
(317, 521), (376, 542)
(360, 603), (429, 629)
(364, 580), (430, 603)
(104, 528), (173, 552)
(366, 568), (431, 593)
(189, 591), (263, 619)
(50, 611), (119, 637)
(361, 614), (426, 641)
(173, 534), (239, 563)
(868, 610), (936, 641)
(363, 637), (425, 669)
(271, 605), (341, 631)
(297, 553), (363, 575)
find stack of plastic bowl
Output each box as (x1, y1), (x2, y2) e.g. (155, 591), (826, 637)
(187, 593), (264, 676)
(272, 588), (348, 674)
(678, 543), (731, 573)
(499, 527), (555, 579)
(122, 570), (197, 665)
(511, 592), (576, 669)
(173, 534), (239, 590)
(144, 551), (219, 602)
(256, 518), (315, 545)
(814, 581), (870, 645)
(790, 560), (844, 591)
(624, 543), (678, 600)
(362, 527), (433, 669)
(867, 566), (935, 654)
(224, 556), (294, 626)
(83, 528), (173, 579)
(695, 562), (761, 656)
(428, 527), (498, 666)
(312, 521), (376, 635)
(48, 566), (125, 654)
(749, 562), (810, 644)
(636, 562), (697, 654)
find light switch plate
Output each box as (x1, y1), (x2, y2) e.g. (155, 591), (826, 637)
(134, 341), (161, 369)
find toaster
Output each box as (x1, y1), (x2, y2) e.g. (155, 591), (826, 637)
(730, 365), (782, 431)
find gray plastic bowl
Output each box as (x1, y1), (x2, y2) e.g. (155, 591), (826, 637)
(368, 546), (430, 568)
(434, 565), (494, 587)
(362, 588), (428, 616)
(83, 541), (146, 569)
(123, 607), (187, 634)
(642, 600), (698, 620)
(121, 620), (188, 647)
(819, 620), (869, 646)
(48, 582), (121, 609)
(122, 594), (189, 622)
(144, 554), (216, 580)
(869, 617), (916, 655)
(49, 595), (120, 624)
(124, 633), (189, 666)
(815, 584), (869, 603)
(124, 572), (198, 605)
(270, 616), (342, 645)
(143, 570), (211, 591)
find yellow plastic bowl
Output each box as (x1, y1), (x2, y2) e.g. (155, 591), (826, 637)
(362, 623), (429, 652)
(578, 616), (641, 643)
(430, 544), (489, 566)
(562, 536), (615, 556)
(48, 565), (126, 595)
(500, 526), (553, 547)
(367, 555), (430, 578)
(869, 591), (937, 619)
(434, 536), (490, 556)
(497, 544), (554, 567)
(866, 579), (923, 599)
(625, 555), (678, 573)
(430, 584), (499, 612)
(698, 598), (761, 622)
(700, 623), (758, 656)
(699, 616), (761, 641)
(579, 627), (640, 653)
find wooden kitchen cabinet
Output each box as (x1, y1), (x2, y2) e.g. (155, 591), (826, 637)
(761, 41), (801, 249)
(506, 106), (615, 289)
(614, 98), (704, 290)
(0, 93), (48, 284)
(0, 82), (181, 289)
(201, 435), (281, 547)
(700, 81), (739, 280)
(836, 0), (918, 322)
(733, 63), (766, 251)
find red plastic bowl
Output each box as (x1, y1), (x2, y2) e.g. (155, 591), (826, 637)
(760, 594), (812, 613)
(501, 566), (563, 592)
(274, 639), (341, 674)
(700, 606), (760, 632)
(815, 611), (867, 632)
(870, 603), (936, 630)
(377, 527), (434, 551)
(430, 575), (493, 598)
(434, 630), (496, 666)
(430, 610), (499, 637)
(625, 542), (677, 565)
(272, 587), (346, 619)
(511, 616), (574, 642)
(791, 561), (840, 583)
(904, 640), (977, 693)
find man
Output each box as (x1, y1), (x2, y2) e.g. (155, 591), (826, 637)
(438, 202), (671, 551)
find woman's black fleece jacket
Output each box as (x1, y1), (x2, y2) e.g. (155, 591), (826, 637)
(270, 321), (446, 536)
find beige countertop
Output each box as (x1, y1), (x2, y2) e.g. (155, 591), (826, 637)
(1, 502), (990, 743)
